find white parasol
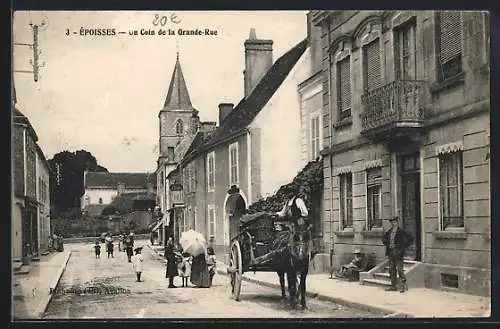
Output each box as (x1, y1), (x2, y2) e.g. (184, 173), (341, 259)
(180, 229), (207, 257)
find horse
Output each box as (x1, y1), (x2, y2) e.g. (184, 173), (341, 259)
(275, 223), (313, 310)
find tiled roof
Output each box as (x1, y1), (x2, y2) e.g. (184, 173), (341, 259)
(199, 38), (308, 152)
(85, 172), (156, 189)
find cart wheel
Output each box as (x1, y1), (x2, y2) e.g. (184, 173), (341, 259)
(230, 240), (242, 301)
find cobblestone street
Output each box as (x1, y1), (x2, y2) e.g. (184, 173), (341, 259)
(43, 240), (377, 318)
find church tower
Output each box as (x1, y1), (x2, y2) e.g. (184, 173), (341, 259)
(158, 53), (195, 164)
(156, 53), (198, 215)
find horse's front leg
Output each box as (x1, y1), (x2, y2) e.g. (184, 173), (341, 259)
(300, 269), (308, 310)
(277, 271), (286, 299)
(286, 271), (297, 308)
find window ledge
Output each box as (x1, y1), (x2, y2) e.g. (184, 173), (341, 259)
(360, 229), (384, 238)
(433, 230), (467, 240)
(333, 230), (355, 237)
(430, 72), (465, 94)
(333, 117), (353, 129)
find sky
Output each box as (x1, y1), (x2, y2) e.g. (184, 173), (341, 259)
(12, 11), (308, 173)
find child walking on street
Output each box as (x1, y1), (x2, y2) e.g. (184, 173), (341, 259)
(206, 246), (217, 287)
(94, 241), (101, 259)
(107, 241), (114, 258)
(178, 253), (192, 287)
(132, 247), (144, 282)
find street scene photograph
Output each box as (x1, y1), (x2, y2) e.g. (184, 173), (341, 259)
(11, 10), (491, 320)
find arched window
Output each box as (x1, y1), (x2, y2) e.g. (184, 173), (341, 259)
(176, 120), (184, 135)
(99, 197), (103, 204)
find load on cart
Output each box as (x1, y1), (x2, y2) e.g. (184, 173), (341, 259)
(227, 206), (314, 309)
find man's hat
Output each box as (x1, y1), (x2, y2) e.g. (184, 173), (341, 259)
(389, 216), (399, 222)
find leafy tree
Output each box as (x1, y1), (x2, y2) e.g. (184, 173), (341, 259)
(48, 149), (108, 216)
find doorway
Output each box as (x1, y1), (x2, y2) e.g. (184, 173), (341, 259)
(225, 193), (246, 244)
(399, 152), (421, 261)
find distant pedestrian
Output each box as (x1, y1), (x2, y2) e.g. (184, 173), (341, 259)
(382, 216), (414, 293)
(107, 241), (114, 258)
(94, 241), (101, 259)
(132, 247), (144, 282)
(118, 234), (124, 251)
(124, 234), (134, 262)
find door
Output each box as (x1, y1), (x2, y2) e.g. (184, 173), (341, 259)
(400, 153), (421, 261)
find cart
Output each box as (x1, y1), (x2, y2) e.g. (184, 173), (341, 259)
(227, 211), (305, 301)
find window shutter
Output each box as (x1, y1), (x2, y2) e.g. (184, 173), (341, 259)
(367, 167), (382, 185)
(439, 11), (462, 64)
(364, 40), (381, 91)
(338, 57), (351, 110)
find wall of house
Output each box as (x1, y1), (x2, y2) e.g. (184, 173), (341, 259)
(12, 198), (23, 260)
(421, 112), (490, 296)
(250, 48), (308, 198)
(83, 188), (148, 206)
(13, 125), (24, 197)
(36, 155), (51, 252)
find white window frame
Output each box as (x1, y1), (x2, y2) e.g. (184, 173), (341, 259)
(339, 172), (353, 230)
(229, 142), (239, 185)
(437, 150), (464, 231)
(207, 151), (215, 192)
(310, 114), (321, 160)
(208, 204), (216, 240)
(365, 167), (383, 230)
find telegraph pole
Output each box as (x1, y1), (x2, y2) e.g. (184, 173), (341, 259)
(13, 21), (46, 82)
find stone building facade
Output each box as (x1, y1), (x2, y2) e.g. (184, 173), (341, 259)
(312, 10), (490, 296)
(12, 107), (51, 261)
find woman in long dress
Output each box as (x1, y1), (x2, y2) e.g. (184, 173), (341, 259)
(190, 250), (210, 288)
(165, 237), (179, 288)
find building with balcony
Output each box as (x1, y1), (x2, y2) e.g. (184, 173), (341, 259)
(312, 10), (490, 296)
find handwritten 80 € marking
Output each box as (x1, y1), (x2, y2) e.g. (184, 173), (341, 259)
(152, 13), (182, 26)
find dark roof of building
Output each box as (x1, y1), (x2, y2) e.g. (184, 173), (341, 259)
(83, 204), (108, 217)
(162, 54), (193, 112)
(85, 172), (157, 189)
(198, 38), (308, 152)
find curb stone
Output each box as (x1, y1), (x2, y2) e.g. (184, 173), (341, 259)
(215, 268), (412, 318)
(147, 245), (407, 317)
(39, 251), (72, 318)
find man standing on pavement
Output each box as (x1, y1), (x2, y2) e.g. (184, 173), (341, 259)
(382, 216), (413, 293)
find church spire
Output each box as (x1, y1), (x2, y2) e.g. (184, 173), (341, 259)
(163, 53), (192, 111)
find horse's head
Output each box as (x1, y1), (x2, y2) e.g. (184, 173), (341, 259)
(292, 227), (310, 262)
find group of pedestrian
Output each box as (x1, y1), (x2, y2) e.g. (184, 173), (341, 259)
(164, 237), (217, 289)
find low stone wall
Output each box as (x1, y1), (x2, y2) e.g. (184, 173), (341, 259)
(63, 234), (150, 244)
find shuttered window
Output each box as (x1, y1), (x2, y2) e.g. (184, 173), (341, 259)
(340, 173), (353, 229)
(363, 40), (381, 92)
(366, 167), (382, 229)
(337, 56), (351, 119)
(438, 11), (463, 80)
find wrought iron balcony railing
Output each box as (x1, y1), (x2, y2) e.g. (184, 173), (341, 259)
(360, 80), (428, 135)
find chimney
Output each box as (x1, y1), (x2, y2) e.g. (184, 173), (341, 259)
(190, 109), (200, 134)
(243, 28), (273, 97)
(117, 182), (125, 196)
(218, 103), (234, 124)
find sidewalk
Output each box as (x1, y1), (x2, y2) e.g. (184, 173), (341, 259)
(213, 254), (490, 318)
(12, 251), (72, 320)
